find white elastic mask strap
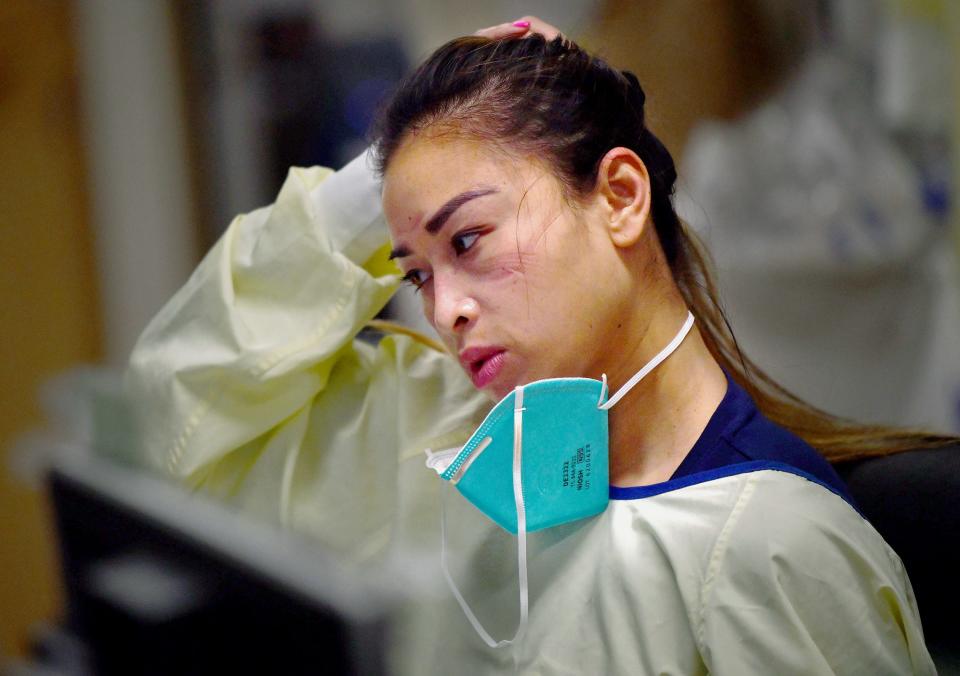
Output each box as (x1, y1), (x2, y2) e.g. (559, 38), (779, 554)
(439, 386), (529, 649)
(599, 311), (695, 411)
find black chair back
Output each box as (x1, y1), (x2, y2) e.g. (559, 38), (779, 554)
(836, 444), (960, 668)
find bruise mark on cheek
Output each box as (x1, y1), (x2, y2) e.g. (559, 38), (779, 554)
(481, 248), (547, 320)
(475, 250), (528, 280)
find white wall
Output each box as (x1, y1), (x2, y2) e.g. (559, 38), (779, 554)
(72, 0), (197, 366)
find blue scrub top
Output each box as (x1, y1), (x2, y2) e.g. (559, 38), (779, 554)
(610, 374), (855, 507)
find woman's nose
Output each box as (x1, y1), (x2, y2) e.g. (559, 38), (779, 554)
(432, 274), (478, 335)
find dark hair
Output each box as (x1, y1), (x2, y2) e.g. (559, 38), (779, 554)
(373, 35), (956, 462)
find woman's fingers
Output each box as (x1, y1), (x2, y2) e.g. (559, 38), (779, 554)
(516, 16), (563, 40)
(474, 16), (563, 41)
(473, 20), (528, 39)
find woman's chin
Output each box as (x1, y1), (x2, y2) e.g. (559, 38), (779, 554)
(485, 383), (513, 402)
(478, 369), (522, 402)
(484, 368), (538, 402)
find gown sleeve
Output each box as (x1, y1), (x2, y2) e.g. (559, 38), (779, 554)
(124, 151), (489, 554)
(697, 473), (936, 675)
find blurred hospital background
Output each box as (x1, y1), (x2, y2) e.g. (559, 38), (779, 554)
(2, 0), (958, 671)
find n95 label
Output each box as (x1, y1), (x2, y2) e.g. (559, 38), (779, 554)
(561, 443), (592, 491)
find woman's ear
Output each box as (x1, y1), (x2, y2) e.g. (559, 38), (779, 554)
(595, 147), (651, 249)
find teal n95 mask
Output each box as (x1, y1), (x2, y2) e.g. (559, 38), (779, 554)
(424, 311), (696, 649)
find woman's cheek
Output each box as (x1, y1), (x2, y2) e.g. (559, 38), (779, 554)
(472, 249), (549, 285)
(415, 291), (436, 326)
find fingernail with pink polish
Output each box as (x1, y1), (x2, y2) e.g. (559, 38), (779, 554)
(512, 21), (530, 28)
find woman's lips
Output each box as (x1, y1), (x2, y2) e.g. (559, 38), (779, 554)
(459, 347), (507, 389)
(472, 351), (506, 389)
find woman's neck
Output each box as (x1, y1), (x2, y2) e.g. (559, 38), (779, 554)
(606, 312), (728, 487)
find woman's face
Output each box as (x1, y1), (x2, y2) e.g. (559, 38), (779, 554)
(382, 133), (633, 401)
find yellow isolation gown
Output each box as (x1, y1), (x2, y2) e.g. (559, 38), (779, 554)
(126, 152), (935, 675)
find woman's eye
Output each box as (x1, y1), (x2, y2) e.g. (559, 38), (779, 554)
(452, 231), (480, 256)
(401, 269), (431, 292)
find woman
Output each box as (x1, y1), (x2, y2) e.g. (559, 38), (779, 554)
(127, 17), (944, 674)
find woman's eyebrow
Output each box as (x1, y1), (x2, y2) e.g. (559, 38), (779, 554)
(389, 186), (499, 260)
(423, 187), (498, 234)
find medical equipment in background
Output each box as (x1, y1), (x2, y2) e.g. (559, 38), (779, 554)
(678, 0), (960, 433)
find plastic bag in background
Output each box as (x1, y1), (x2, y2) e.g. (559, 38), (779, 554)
(677, 28), (960, 433)
(8, 366), (136, 487)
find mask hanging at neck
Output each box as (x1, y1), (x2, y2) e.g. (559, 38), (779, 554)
(425, 311), (696, 649)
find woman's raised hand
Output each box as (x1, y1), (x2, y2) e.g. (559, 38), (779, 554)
(473, 16), (562, 41)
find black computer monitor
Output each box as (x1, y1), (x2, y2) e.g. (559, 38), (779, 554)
(47, 454), (393, 676)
